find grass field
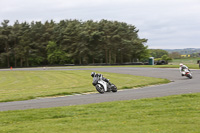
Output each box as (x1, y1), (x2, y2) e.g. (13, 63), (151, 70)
(47, 57), (200, 69)
(0, 70), (169, 102)
(0, 93), (200, 133)
(0, 63), (199, 132)
(169, 57), (200, 65)
(166, 57), (200, 69)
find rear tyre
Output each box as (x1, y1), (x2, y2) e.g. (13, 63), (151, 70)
(95, 84), (105, 94)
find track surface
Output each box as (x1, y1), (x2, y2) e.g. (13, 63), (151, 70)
(0, 67), (200, 111)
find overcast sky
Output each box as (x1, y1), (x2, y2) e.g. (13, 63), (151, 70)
(0, 0), (199, 49)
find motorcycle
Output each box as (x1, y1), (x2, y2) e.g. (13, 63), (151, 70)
(181, 69), (192, 79)
(92, 74), (117, 94)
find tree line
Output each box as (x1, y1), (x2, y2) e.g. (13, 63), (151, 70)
(0, 19), (148, 67)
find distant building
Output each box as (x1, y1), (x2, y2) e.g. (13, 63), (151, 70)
(181, 55), (190, 57)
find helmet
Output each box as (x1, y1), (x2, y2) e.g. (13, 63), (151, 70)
(91, 72), (95, 77)
(180, 63), (183, 66)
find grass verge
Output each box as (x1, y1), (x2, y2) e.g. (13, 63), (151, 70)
(45, 63), (199, 69)
(0, 93), (200, 133)
(55, 57), (200, 69)
(0, 70), (169, 102)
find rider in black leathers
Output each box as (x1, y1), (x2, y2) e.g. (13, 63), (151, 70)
(91, 72), (111, 85)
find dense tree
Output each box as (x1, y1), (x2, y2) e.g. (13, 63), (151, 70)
(0, 20), (12, 67)
(161, 55), (172, 62)
(11, 20), (21, 67)
(0, 19), (149, 67)
(46, 41), (68, 64)
(169, 52), (181, 59)
(149, 49), (168, 58)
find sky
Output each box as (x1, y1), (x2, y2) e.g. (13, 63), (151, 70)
(0, 0), (200, 49)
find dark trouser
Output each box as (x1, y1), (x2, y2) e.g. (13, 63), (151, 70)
(102, 77), (111, 84)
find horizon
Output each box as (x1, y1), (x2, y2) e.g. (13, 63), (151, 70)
(153, 48), (200, 50)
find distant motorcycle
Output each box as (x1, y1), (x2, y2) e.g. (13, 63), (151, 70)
(181, 69), (192, 79)
(92, 73), (117, 94)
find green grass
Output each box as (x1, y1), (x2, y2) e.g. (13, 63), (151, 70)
(130, 64), (199, 69)
(46, 57), (200, 69)
(169, 57), (200, 65)
(0, 70), (169, 102)
(65, 64), (199, 69)
(166, 57), (200, 69)
(1, 93), (200, 133)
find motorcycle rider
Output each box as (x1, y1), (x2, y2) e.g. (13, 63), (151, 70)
(91, 72), (111, 85)
(179, 63), (190, 76)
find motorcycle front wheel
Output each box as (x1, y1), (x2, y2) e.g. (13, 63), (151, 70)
(111, 84), (117, 92)
(188, 74), (192, 79)
(95, 84), (105, 94)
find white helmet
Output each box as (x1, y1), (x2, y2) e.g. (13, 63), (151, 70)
(91, 72), (96, 77)
(180, 63), (183, 66)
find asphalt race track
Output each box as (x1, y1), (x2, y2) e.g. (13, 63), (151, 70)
(0, 67), (200, 111)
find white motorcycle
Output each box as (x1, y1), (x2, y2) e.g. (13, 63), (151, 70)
(181, 69), (192, 79)
(92, 74), (117, 94)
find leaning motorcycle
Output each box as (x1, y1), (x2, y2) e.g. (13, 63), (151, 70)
(181, 69), (192, 79)
(92, 74), (117, 94)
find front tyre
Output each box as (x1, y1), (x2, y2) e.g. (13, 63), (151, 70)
(111, 84), (117, 92)
(95, 84), (105, 94)
(186, 73), (192, 79)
